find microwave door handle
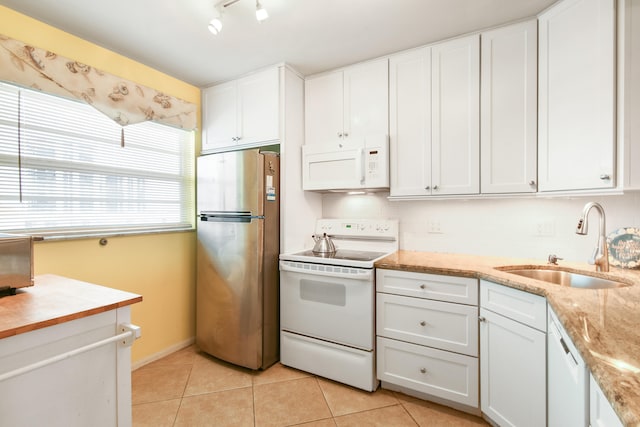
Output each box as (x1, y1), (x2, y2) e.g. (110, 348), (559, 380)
(359, 148), (365, 185)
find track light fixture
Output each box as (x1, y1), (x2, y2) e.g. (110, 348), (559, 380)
(208, 0), (269, 35)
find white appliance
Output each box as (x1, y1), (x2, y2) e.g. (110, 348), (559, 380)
(301, 135), (389, 191)
(548, 307), (589, 426)
(279, 218), (398, 391)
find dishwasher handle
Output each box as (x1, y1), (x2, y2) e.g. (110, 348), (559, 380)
(550, 319), (578, 367)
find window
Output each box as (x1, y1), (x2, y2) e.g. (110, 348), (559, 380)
(0, 82), (195, 237)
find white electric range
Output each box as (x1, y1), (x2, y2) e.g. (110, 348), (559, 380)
(279, 218), (398, 391)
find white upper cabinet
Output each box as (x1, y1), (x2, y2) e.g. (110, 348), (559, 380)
(431, 34), (480, 196)
(305, 58), (388, 146)
(481, 20), (538, 194)
(622, 0), (640, 189)
(389, 34), (480, 198)
(202, 66), (279, 153)
(538, 0), (616, 191)
(389, 47), (432, 197)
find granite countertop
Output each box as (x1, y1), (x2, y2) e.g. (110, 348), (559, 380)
(0, 274), (142, 339)
(376, 250), (640, 427)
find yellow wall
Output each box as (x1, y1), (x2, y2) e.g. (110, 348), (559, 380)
(1, 5), (201, 363)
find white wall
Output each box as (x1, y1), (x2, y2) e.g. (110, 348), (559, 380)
(322, 192), (640, 263)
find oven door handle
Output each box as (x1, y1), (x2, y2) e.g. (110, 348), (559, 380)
(279, 261), (374, 281)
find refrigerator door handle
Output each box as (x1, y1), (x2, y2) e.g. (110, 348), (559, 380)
(199, 212), (264, 223)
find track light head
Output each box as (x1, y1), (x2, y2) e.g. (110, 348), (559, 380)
(256, 0), (268, 22)
(208, 7), (222, 35)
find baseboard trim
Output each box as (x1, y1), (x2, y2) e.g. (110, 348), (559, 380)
(132, 337), (195, 371)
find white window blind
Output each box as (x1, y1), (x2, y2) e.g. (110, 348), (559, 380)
(0, 82), (195, 236)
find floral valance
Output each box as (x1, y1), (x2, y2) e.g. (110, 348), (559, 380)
(0, 34), (197, 130)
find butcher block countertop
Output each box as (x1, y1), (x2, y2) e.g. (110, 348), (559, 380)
(376, 250), (640, 426)
(0, 274), (142, 339)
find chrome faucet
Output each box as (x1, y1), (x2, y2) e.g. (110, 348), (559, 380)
(575, 202), (609, 272)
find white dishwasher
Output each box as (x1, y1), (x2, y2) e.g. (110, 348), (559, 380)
(548, 307), (589, 427)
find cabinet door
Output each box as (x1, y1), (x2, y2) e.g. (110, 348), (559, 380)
(236, 67), (280, 146)
(590, 374), (624, 427)
(389, 48), (432, 197)
(538, 0), (615, 191)
(432, 34), (480, 195)
(480, 307), (546, 427)
(202, 81), (238, 151)
(343, 58), (389, 142)
(305, 71), (344, 146)
(481, 20), (538, 194)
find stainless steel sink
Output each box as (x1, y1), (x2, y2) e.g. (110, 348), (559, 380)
(498, 267), (630, 290)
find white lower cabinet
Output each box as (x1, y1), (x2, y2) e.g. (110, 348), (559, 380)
(376, 269), (479, 410)
(479, 280), (547, 427)
(590, 374), (624, 427)
(0, 307), (136, 427)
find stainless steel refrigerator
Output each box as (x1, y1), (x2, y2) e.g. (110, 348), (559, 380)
(196, 148), (280, 370)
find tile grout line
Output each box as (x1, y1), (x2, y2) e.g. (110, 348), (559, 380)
(172, 362), (194, 426)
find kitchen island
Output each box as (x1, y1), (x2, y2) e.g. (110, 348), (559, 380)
(0, 274), (142, 427)
(376, 250), (640, 426)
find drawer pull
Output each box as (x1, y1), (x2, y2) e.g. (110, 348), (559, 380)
(420, 368), (427, 374)
(419, 284), (426, 289)
(478, 316), (486, 323)
(419, 321), (427, 326)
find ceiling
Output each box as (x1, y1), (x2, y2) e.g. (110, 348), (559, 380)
(0, 0), (557, 88)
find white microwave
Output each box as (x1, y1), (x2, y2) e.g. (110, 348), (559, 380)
(302, 135), (389, 191)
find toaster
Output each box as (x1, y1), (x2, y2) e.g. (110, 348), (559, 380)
(0, 234), (34, 294)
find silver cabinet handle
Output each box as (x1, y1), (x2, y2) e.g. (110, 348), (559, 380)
(600, 174), (611, 180)
(420, 368), (427, 374)
(425, 186), (430, 190)
(529, 180), (536, 186)
(343, 132), (349, 137)
(478, 316), (486, 322)
(433, 185), (439, 190)
(419, 284), (426, 289)
(337, 132), (343, 138)
(419, 321), (426, 326)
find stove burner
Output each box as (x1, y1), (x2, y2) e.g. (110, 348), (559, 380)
(292, 249), (388, 262)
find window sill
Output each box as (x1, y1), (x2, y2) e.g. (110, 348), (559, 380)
(25, 225), (195, 242)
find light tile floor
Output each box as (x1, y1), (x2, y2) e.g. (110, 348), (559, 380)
(132, 345), (490, 426)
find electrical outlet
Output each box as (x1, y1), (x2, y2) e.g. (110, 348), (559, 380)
(427, 220), (443, 234)
(534, 220), (555, 237)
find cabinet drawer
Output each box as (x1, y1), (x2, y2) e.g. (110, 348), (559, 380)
(480, 280), (546, 332)
(377, 336), (478, 407)
(377, 269), (478, 305)
(377, 293), (478, 357)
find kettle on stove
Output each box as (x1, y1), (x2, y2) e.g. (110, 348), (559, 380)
(311, 233), (336, 254)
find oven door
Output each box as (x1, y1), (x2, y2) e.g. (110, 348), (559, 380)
(279, 260), (375, 350)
